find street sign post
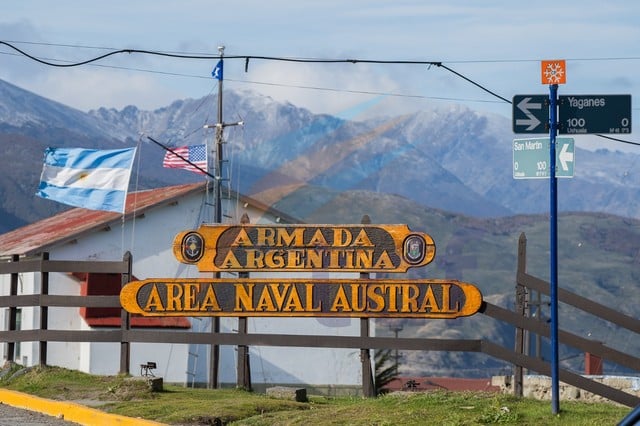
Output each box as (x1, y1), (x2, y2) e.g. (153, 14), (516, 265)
(512, 95), (549, 134)
(513, 137), (574, 179)
(558, 94), (631, 134)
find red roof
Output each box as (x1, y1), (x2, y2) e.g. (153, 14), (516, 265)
(0, 183), (298, 257)
(0, 183), (203, 257)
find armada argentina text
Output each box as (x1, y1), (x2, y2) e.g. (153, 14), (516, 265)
(173, 224), (436, 273)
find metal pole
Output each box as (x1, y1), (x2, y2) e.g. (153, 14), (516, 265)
(215, 45), (224, 228)
(549, 83), (560, 414)
(237, 213), (251, 391)
(204, 45), (242, 388)
(209, 45), (225, 389)
(120, 251), (132, 375)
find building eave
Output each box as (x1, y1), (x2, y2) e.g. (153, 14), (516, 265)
(0, 182), (301, 258)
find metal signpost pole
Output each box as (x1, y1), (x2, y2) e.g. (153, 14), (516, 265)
(548, 83), (560, 414)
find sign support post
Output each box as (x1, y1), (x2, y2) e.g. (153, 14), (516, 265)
(548, 83), (560, 415)
(540, 59), (566, 415)
(514, 59), (631, 416)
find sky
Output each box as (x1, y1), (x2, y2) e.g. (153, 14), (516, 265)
(1, 0), (639, 152)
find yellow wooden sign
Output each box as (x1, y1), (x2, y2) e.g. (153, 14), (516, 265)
(173, 224), (436, 273)
(120, 278), (482, 319)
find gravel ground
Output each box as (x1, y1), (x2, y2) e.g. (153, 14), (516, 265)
(0, 403), (79, 426)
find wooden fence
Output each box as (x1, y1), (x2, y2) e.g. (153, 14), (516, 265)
(0, 232), (638, 407)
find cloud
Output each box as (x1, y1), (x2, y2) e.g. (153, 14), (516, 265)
(230, 59), (459, 120)
(30, 68), (182, 111)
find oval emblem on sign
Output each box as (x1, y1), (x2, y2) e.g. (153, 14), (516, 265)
(403, 234), (426, 265)
(181, 232), (204, 262)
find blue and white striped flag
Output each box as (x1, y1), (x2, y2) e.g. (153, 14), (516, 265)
(36, 147), (137, 213)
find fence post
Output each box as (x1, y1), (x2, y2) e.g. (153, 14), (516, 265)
(360, 215), (375, 397)
(236, 273), (251, 390)
(236, 213), (252, 391)
(120, 251), (132, 374)
(7, 254), (19, 362)
(513, 233), (528, 397)
(39, 252), (49, 366)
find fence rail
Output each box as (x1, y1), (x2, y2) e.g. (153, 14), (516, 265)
(1, 236), (639, 407)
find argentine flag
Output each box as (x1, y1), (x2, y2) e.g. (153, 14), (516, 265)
(36, 147), (137, 213)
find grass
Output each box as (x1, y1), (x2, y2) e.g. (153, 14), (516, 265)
(0, 365), (632, 425)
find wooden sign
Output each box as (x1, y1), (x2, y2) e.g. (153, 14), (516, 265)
(173, 224), (436, 273)
(120, 278), (482, 319)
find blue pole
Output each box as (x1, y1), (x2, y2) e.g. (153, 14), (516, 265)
(549, 83), (560, 414)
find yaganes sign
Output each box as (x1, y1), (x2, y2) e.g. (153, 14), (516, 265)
(120, 279), (482, 319)
(173, 224), (435, 273)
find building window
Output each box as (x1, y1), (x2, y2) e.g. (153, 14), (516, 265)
(72, 273), (190, 329)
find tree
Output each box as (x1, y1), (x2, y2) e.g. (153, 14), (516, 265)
(374, 348), (398, 395)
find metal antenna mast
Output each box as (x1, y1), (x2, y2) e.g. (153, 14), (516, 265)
(203, 45), (243, 389)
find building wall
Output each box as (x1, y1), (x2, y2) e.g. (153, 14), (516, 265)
(1, 191), (364, 388)
(43, 272), (84, 371)
(43, 191), (208, 382)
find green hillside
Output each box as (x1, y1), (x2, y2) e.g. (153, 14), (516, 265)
(277, 187), (640, 377)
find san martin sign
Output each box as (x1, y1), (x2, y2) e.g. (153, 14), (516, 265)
(120, 278), (483, 319)
(173, 224), (436, 273)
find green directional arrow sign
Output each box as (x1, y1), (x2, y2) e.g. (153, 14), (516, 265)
(513, 137), (575, 179)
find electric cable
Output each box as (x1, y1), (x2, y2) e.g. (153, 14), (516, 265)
(1, 39), (638, 147)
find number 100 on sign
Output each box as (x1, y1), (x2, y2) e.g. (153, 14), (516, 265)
(512, 138), (574, 179)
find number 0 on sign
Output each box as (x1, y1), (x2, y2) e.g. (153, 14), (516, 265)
(513, 137), (574, 179)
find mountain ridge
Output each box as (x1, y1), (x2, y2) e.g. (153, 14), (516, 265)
(0, 78), (638, 377)
(2, 78), (639, 230)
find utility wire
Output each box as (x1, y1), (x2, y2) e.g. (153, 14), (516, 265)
(0, 39), (508, 105)
(593, 134), (640, 147)
(7, 39), (640, 65)
(437, 63), (510, 103)
(1, 40), (638, 147)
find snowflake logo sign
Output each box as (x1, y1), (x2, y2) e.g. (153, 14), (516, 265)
(541, 60), (566, 85)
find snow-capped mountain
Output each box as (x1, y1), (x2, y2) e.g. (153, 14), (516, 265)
(1, 78), (639, 233)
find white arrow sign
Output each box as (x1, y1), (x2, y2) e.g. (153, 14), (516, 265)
(558, 141), (574, 171)
(515, 97), (542, 131)
(512, 95), (549, 134)
(513, 137), (574, 179)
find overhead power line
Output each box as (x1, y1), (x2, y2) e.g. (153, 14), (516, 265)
(7, 39), (640, 65)
(1, 40), (638, 147)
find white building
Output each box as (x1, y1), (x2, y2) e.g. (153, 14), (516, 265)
(0, 183), (364, 391)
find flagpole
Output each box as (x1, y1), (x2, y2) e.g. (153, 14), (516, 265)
(203, 45), (243, 390)
(215, 46), (224, 229)
(210, 45), (224, 390)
